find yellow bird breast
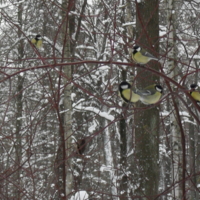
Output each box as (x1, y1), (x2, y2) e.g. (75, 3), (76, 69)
(132, 52), (150, 64)
(31, 38), (42, 48)
(122, 89), (140, 103)
(36, 40), (42, 48)
(191, 91), (200, 102)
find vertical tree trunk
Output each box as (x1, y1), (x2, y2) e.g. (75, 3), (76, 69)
(119, 43), (128, 200)
(119, 113), (128, 199)
(166, 0), (182, 199)
(188, 60), (199, 199)
(14, 1), (24, 199)
(63, 0), (76, 197)
(54, 0), (75, 198)
(162, 101), (173, 200)
(102, 106), (117, 199)
(118, 1), (134, 198)
(134, 0), (160, 198)
(196, 116), (200, 199)
(14, 75), (24, 200)
(63, 61), (73, 197)
(188, 117), (197, 199)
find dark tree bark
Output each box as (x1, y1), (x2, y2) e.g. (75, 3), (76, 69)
(134, 1), (160, 198)
(14, 1), (24, 199)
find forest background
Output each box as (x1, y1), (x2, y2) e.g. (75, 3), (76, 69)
(0, 0), (200, 199)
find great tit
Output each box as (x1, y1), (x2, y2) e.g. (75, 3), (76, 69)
(190, 84), (200, 102)
(31, 34), (43, 48)
(132, 45), (158, 65)
(119, 81), (140, 103)
(136, 84), (163, 105)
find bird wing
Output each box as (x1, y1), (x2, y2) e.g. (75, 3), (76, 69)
(136, 84), (156, 96)
(135, 89), (153, 96)
(137, 90), (153, 96)
(141, 50), (158, 60)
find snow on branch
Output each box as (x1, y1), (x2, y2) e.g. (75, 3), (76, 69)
(74, 105), (114, 121)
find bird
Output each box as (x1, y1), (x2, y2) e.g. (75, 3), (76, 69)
(119, 81), (140, 103)
(132, 45), (158, 65)
(190, 84), (200, 102)
(136, 84), (163, 105)
(31, 34), (43, 48)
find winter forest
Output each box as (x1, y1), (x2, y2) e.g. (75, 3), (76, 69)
(1, 0), (200, 199)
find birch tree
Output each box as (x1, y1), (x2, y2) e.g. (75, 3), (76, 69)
(54, 0), (75, 198)
(166, 1), (181, 199)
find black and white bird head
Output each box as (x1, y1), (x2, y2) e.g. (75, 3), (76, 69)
(119, 81), (131, 90)
(190, 84), (198, 90)
(35, 34), (42, 41)
(155, 85), (163, 93)
(133, 45), (141, 52)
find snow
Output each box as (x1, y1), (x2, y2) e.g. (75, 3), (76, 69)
(159, 144), (168, 157)
(76, 45), (95, 51)
(88, 120), (98, 133)
(100, 164), (114, 172)
(161, 111), (170, 116)
(71, 93), (76, 101)
(75, 105), (114, 121)
(0, 3), (10, 8)
(20, 72), (24, 76)
(73, 191), (89, 200)
(159, 25), (167, 37)
(122, 22), (135, 27)
(99, 65), (110, 71)
(13, 0), (25, 4)
(179, 111), (190, 117)
(189, 55), (200, 59)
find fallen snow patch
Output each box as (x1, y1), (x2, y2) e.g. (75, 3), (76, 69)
(74, 191), (89, 200)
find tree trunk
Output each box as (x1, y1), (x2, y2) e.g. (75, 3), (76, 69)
(102, 106), (117, 199)
(63, 0), (76, 197)
(14, 1), (24, 199)
(134, 1), (160, 198)
(166, 0), (183, 199)
(119, 112), (128, 199)
(54, 0), (75, 198)
(188, 60), (199, 199)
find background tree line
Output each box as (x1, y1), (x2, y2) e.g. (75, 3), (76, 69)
(0, 0), (200, 199)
